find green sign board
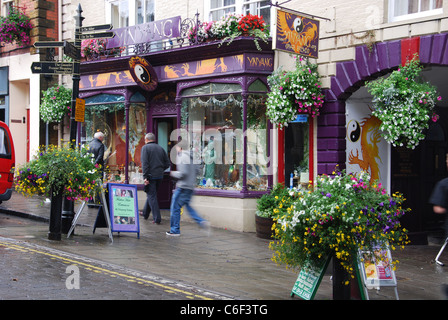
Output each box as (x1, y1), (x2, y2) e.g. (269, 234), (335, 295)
(291, 256), (330, 300)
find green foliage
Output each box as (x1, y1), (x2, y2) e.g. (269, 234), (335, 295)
(366, 56), (442, 149)
(15, 143), (101, 200)
(40, 85), (72, 123)
(270, 170), (410, 276)
(266, 56), (324, 128)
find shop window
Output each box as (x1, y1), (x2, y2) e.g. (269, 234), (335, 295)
(389, 0), (443, 22)
(81, 93), (147, 184)
(181, 81), (269, 192)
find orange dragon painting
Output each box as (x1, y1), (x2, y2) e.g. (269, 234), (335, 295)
(348, 115), (382, 182)
(276, 11), (319, 58)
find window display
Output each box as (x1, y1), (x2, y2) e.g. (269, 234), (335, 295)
(181, 81), (269, 191)
(81, 93), (147, 184)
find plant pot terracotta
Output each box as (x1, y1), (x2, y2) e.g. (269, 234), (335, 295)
(255, 214), (274, 239)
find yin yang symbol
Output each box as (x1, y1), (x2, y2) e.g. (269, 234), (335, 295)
(293, 17), (304, 33)
(347, 120), (361, 143)
(134, 64), (150, 84)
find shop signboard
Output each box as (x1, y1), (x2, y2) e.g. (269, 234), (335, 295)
(274, 9), (320, 59)
(108, 183), (140, 238)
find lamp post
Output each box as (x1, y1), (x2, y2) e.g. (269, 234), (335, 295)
(61, 4), (84, 234)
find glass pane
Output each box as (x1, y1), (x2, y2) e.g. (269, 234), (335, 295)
(421, 0), (430, 11)
(393, 0), (410, 16)
(182, 94), (243, 190)
(85, 94), (125, 104)
(0, 128), (10, 156)
(248, 79), (268, 92)
(285, 121), (310, 187)
(408, 0), (419, 14)
(128, 103), (147, 184)
(181, 83), (241, 97)
(246, 94), (269, 191)
(146, 0), (155, 22)
(82, 103), (126, 183)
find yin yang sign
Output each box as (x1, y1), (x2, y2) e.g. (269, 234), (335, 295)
(129, 56), (158, 92)
(347, 119), (361, 143)
(135, 64), (150, 84)
(293, 17), (304, 33)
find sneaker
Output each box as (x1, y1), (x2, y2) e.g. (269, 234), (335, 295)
(200, 221), (211, 236)
(166, 231), (180, 237)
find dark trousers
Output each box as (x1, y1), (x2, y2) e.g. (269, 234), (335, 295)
(143, 178), (162, 223)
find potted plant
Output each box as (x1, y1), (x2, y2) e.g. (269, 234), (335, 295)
(81, 38), (123, 60)
(270, 170), (410, 293)
(14, 143), (102, 239)
(366, 55), (442, 149)
(0, 6), (33, 47)
(266, 56), (324, 128)
(40, 84), (72, 124)
(187, 13), (270, 50)
(255, 183), (291, 239)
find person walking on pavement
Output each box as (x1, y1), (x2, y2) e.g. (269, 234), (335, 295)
(141, 132), (170, 224)
(167, 139), (209, 236)
(89, 131), (105, 178)
(428, 152), (448, 299)
(88, 131), (105, 207)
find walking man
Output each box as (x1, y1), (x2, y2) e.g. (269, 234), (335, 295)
(167, 139), (209, 236)
(89, 131), (105, 179)
(141, 133), (170, 224)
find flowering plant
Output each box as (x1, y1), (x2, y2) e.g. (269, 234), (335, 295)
(0, 6), (33, 47)
(266, 56), (324, 128)
(15, 143), (101, 201)
(366, 56), (442, 149)
(187, 13), (269, 50)
(40, 85), (72, 123)
(270, 170), (410, 278)
(81, 39), (123, 59)
(256, 183), (290, 218)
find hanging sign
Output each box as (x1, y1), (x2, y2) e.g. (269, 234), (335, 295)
(108, 183), (140, 238)
(274, 9), (320, 59)
(128, 56), (158, 92)
(75, 98), (85, 122)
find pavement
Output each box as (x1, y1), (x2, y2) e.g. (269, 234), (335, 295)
(0, 191), (448, 301)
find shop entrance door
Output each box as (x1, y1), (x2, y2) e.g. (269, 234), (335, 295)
(391, 108), (448, 244)
(153, 117), (176, 209)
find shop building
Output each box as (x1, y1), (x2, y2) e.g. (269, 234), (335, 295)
(73, 0), (448, 240)
(78, 21), (275, 231)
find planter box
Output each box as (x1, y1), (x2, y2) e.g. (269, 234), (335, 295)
(255, 214), (274, 239)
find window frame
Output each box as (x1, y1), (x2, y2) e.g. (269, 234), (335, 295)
(388, 0), (443, 22)
(205, 0), (273, 26)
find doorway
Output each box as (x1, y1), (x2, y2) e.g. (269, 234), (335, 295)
(152, 116), (176, 209)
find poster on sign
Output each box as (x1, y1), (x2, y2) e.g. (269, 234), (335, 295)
(108, 183), (140, 237)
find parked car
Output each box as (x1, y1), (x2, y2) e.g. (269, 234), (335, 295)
(0, 121), (15, 204)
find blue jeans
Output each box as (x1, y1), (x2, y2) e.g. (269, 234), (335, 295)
(170, 188), (205, 234)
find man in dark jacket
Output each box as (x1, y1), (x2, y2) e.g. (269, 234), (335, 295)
(89, 131), (105, 177)
(141, 132), (170, 224)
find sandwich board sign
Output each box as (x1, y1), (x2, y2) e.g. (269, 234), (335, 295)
(291, 256), (330, 300)
(108, 183), (140, 238)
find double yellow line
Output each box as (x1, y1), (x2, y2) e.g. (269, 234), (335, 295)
(0, 239), (216, 300)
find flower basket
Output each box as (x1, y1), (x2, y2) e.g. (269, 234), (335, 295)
(269, 170), (411, 279)
(187, 13), (270, 50)
(0, 6), (32, 47)
(81, 38), (123, 60)
(40, 85), (72, 123)
(266, 56), (324, 128)
(14, 143), (102, 201)
(366, 56), (442, 149)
